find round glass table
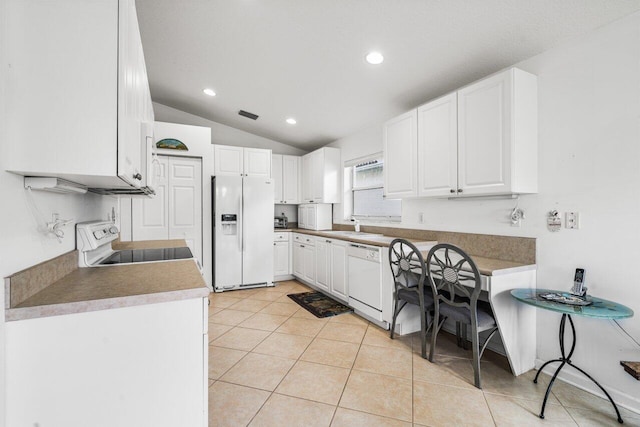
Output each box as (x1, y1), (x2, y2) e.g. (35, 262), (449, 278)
(511, 288), (634, 424)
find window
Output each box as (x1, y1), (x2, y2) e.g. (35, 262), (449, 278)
(344, 154), (401, 221)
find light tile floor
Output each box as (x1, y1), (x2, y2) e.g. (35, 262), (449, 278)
(208, 280), (640, 427)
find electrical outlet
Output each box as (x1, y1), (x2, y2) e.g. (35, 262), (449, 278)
(565, 212), (580, 229)
(418, 212), (424, 224)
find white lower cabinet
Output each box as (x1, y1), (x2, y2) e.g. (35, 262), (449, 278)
(329, 240), (348, 301)
(6, 298), (208, 426)
(294, 234), (349, 303)
(315, 239), (330, 291)
(273, 232), (292, 281)
(315, 237), (348, 302)
(293, 233), (316, 284)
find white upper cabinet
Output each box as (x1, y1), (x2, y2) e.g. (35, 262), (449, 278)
(301, 147), (341, 203)
(282, 155), (301, 203)
(457, 68), (538, 196)
(417, 93), (458, 197)
(244, 148), (272, 177)
(272, 154), (300, 204)
(384, 68), (537, 198)
(5, 0), (154, 191)
(214, 146), (244, 176)
(214, 145), (272, 177)
(272, 155), (284, 203)
(383, 110), (418, 198)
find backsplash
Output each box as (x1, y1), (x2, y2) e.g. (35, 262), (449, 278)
(332, 224), (535, 264)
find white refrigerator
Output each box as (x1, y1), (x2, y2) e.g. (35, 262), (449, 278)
(213, 176), (274, 291)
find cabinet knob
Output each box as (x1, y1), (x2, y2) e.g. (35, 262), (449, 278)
(133, 173), (142, 181)
(457, 189), (463, 193)
(450, 189), (455, 193)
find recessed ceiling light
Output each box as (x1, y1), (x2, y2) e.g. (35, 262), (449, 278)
(286, 118), (297, 125)
(365, 51), (384, 65)
(203, 88), (216, 96)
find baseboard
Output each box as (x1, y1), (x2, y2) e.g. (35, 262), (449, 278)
(274, 275), (294, 282)
(536, 358), (640, 416)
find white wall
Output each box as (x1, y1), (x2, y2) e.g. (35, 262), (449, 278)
(328, 12), (640, 413)
(153, 102), (307, 156)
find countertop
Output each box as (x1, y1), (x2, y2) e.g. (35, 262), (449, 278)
(6, 240), (209, 321)
(287, 229), (535, 276)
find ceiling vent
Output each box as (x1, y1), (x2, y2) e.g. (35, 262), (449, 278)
(238, 110), (259, 120)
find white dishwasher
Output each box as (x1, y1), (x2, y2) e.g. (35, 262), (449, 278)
(347, 243), (384, 323)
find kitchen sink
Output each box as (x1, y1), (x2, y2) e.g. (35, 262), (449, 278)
(323, 231), (384, 238)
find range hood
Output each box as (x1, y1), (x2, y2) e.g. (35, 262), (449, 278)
(24, 177), (88, 194)
(88, 186), (155, 197)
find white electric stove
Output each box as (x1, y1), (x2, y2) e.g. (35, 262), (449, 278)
(76, 220), (195, 268)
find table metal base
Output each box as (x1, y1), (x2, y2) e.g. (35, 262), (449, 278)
(533, 313), (623, 423)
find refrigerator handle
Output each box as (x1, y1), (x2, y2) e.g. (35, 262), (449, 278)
(241, 185), (245, 252)
(238, 188), (243, 252)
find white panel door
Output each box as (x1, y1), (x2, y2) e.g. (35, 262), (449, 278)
(315, 239), (330, 291)
(282, 155), (300, 203)
(383, 110), (418, 198)
(330, 240), (348, 302)
(214, 145), (243, 176)
(272, 154), (283, 203)
(168, 157), (202, 263)
(417, 93), (459, 197)
(132, 156), (169, 240)
(244, 148), (272, 177)
(457, 71), (512, 195)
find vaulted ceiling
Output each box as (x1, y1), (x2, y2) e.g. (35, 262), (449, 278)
(136, 0), (640, 150)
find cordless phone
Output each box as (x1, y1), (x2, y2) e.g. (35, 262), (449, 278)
(571, 268), (587, 296)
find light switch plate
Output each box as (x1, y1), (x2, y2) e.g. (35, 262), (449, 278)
(566, 212), (580, 229)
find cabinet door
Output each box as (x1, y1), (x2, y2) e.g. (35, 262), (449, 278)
(282, 155), (300, 203)
(293, 243), (304, 278)
(303, 245), (316, 283)
(305, 206), (317, 230)
(117, 0), (146, 187)
(273, 241), (289, 278)
(272, 154), (284, 203)
(244, 148), (272, 177)
(457, 71), (512, 195)
(214, 145), (244, 176)
(315, 239), (330, 291)
(301, 153), (313, 202)
(383, 110), (418, 198)
(310, 150), (324, 202)
(330, 240), (348, 301)
(132, 156), (169, 240)
(297, 206), (305, 229)
(417, 94), (458, 197)
(167, 157), (203, 263)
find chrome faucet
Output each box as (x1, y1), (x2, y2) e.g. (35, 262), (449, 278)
(351, 217), (361, 233)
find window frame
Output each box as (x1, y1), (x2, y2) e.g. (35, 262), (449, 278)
(344, 153), (401, 222)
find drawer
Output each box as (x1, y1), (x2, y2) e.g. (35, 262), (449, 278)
(274, 232), (290, 242)
(293, 233), (315, 246)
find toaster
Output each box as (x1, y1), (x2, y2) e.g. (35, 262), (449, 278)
(274, 215), (288, 229)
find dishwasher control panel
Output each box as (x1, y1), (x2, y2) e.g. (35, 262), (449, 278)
(365, 250), (380, 261)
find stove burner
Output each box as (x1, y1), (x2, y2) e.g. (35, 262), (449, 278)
(100, 247), (193, 265)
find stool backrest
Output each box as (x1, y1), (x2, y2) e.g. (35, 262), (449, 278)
(426, 243), (482, 310)
(389, 239), (427, 293)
